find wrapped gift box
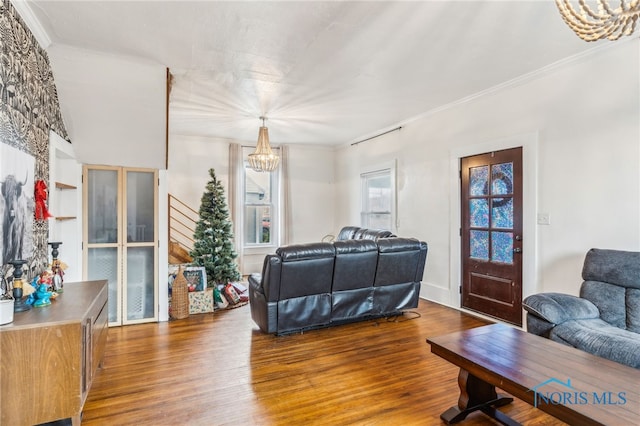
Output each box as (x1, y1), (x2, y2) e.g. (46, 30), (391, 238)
(188, 288), (214, 314)
(168, 289), (214, 316)
(168, 264), (214, 316)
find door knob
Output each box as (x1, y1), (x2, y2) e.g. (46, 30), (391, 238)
(515, 235), (522, 241)
(513, 248), (522, 253)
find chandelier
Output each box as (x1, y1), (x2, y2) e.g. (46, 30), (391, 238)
(555, 0), (640, 41)
(248, 116), (279, 172)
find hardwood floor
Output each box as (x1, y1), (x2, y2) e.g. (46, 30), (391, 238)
(82, 299), (565, 425)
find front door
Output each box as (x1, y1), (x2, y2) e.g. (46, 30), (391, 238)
(460, 147), (523, 325)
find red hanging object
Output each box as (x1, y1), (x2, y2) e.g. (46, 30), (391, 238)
(34, 180), (53, 220)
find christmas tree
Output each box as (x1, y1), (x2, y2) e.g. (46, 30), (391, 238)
(190, 168), (241, 287)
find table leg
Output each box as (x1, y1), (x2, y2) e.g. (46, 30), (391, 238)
(440, 368), (516, 425)
(71, 414), (82, 426)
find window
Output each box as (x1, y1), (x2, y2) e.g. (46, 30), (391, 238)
(243, 147), (279, 246)
(361, 168), (394, 230)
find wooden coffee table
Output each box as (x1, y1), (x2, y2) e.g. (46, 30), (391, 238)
(427, 323), (640, 425)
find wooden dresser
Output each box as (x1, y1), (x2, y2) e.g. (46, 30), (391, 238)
(0, 280), (108, 426)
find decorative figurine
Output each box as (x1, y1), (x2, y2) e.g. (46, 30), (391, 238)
(31, 270), (58, 307)
(34, 179), (53, 220)
(34, 290), (51, 307)
(48, 242), (64, 292)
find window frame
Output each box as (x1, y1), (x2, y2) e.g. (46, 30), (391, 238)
(360, 164), (396, 232)
(242, 146), (280, 248)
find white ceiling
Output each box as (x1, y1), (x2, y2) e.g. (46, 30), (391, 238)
(22, 0), (601, 146)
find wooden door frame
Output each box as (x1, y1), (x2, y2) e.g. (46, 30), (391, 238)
(83, 165), (159, 326)
(460, 147), (523, 325)
(448, 132), (539, 325)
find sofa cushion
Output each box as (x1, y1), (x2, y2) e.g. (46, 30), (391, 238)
(375, 238), (423, 286)
(550, 318), (640, 368)
(378, 237), (422, 253)
(581, 280), (626, 329)
(276, 242), (335, 261)
(336, 226), (361, 241)
(582, 248), (640, 289)
(276, 242), (335, 300)
(332, 240), (378, 291)
(627, 288), (640, 333)
(354, 228), (396, 240)
(523, 293), (599, 325)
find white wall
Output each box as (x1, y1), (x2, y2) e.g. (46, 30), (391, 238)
(47, 44), (169, 320)
(167, 135), (231, 209)
(335, 40), (640, 310)
(47, 45), (167, 170)
(285, 144), (336, 243)
(48, 131), (83, 283)
(167, 135), (336, 275)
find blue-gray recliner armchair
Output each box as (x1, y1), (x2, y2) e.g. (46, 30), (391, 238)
(523, 248), (640, 369)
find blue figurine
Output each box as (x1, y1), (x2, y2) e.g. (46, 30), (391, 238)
(25, 292), (35, 306)
(32, 273), (52, 307)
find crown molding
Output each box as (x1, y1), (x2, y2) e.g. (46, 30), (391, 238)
(10, 0), (51, 49)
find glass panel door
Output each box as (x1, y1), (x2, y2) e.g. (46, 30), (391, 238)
(123, 170), (156, 322)
(84, 166), (158, 326)
(88, 247), (119, 322)
(125, 246), (155, 321)
(461, 148), (523, 326)
(87, 169), (119, 244)
(86, 168), (121, 323)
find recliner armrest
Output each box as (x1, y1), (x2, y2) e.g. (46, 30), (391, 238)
(249, 255), (282, 302)
(523, 293), (600, 325)
(248, 273), (263, 293)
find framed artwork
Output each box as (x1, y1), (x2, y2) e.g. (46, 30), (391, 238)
(0, 144), (35, 266)
(183, 266), (207, 292)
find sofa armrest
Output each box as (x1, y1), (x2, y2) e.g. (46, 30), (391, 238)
(252, 255), (282, 302)
(523, 293), (600, 325)
(248, 273), (263, 293)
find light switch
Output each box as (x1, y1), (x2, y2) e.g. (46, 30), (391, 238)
(537, 213), (551, 225)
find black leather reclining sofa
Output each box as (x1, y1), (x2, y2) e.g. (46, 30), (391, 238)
(248, 227), (428, 335)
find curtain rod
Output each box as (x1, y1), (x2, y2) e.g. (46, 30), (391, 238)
(241, 144), (281, 148)
(351, 126), (402, 146)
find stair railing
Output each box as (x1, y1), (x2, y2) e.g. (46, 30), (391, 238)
(168, 194), (198, 256)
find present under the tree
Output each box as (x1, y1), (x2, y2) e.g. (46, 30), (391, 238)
(188, 288), (214, 314)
